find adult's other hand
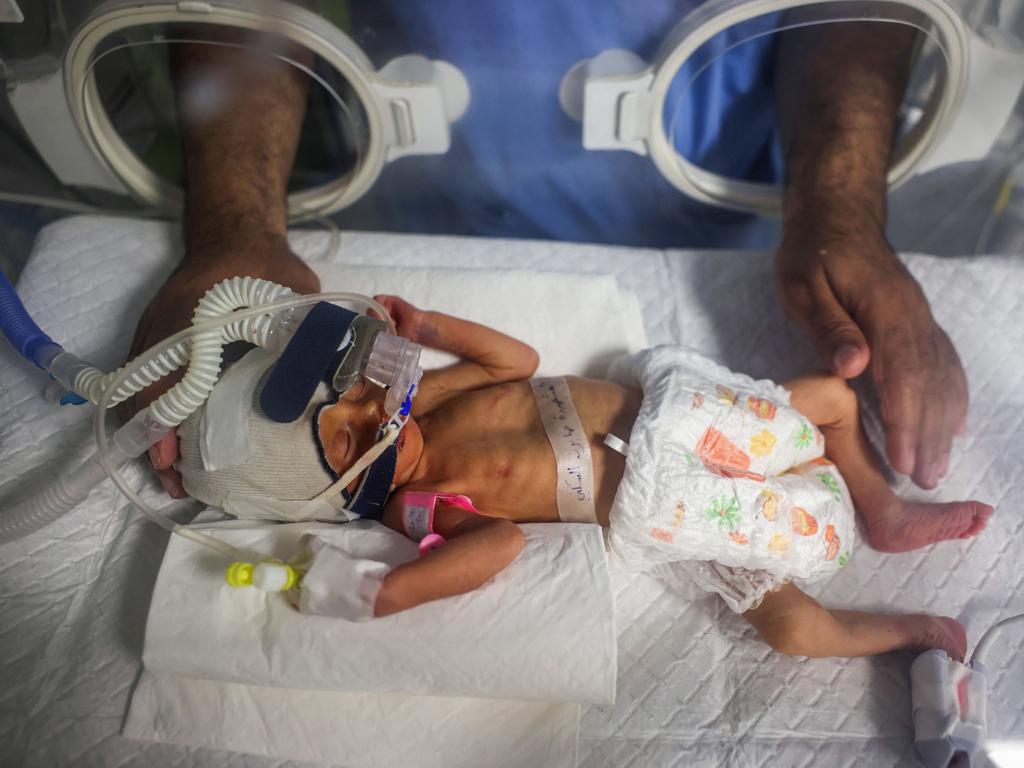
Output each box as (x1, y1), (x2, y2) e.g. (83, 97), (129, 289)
(775, 220), (967, 489)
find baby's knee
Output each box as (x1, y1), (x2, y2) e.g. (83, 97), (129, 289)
(757, 613), (813, 656)
(819, 372), (856, 411)
(746, 586), (830, 657)
(811, 373), (858, 430)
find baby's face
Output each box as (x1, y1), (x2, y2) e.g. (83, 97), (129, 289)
(316, 381), (423, 489)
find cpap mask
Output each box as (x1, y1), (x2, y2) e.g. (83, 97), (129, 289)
(0, 274), (421, 567)
(260, 300), (421, 427)
(199, 301), (423, 524)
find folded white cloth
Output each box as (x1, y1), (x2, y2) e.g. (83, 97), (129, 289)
(144, 519), (617, 704)
(124, 670), (582, 768)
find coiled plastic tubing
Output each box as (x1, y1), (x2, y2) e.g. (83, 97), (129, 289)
(0, 272), (391, 560)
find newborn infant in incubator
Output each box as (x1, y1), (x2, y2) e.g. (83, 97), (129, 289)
(177, 295), (992, 662)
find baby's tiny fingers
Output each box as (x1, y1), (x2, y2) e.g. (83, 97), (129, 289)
(156, 468), (187, 499)
(148, 430), (179, 470)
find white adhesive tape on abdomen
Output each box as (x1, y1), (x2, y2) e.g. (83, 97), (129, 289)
(530, 377), (597, 524)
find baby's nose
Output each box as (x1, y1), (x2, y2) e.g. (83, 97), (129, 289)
(349, 395), (384, 429)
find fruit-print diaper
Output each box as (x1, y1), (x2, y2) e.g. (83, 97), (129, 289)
(607, 346), (856, 613)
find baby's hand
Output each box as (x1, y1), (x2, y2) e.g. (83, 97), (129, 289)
(374, 295), (430, 343)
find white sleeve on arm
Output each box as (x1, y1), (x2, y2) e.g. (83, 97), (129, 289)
(297, 536), (391, 622)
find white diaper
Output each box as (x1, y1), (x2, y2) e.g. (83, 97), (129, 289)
(608, 346), (856, 613)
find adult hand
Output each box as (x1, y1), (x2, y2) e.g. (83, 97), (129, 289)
(775, 220), (967, 489)
(124, 232), (320, 498)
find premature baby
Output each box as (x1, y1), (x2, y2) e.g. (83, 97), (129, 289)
(177, 296), (992, 661)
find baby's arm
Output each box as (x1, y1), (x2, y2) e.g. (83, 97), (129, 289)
(374, 504), (525, 617)
(375, 295), (539, 411)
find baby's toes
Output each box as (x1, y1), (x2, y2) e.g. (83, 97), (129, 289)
(960, 502), (994, 538)
(934, 617), (967, 662)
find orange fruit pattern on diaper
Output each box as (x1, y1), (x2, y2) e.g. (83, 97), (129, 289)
(697, 427), (764, 481)
(717, 385), (737, 405)
(746, 396), (777, 420)
(768, 533), (790, 557)
(650, 527), (674, 543)
(673, 501), (686, 526)
(758, 489), (779, 521)
(824, 524), (840, 561)
(791, 507), (819, 536)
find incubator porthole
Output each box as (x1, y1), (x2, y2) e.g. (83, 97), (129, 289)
(656, 2), (963, 212)
(55, 2), (467, 218)
(562, 0), (972, 214)
(81, 22), (372, 216)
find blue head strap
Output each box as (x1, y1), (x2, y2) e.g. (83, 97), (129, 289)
(266, 302), (399, 519)
(261, 301), (358, 424)
(343, 441), (397, 520)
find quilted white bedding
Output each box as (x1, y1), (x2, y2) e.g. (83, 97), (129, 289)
(1, 216), (1022, 767)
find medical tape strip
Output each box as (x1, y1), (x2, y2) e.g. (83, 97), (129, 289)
(402, 492), (478, 541)
(530, 377), (597, 524)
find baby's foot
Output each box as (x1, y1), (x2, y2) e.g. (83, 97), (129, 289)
(866, 500), (993, 553)
(905, 616), (967, 662)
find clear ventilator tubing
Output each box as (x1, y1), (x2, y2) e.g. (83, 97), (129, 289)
(0, 408), (169, 544)
(1, 288), (392, 549)
(91, 291), (393, 561)
(68, 277), (291, 411)
(0, 454), (110, 543)
(971, 613), (1024, 668)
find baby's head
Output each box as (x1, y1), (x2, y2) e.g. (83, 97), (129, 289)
(176, 348), (422, 520)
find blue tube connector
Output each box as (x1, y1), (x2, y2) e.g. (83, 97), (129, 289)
(0, 268), (61, 368)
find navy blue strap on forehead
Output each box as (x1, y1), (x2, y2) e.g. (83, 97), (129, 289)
(261, 302), (358, 424)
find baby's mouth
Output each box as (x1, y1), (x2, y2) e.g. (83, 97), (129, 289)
(396, 430), (406, 452)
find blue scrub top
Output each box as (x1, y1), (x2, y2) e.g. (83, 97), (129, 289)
(334, 1), (782, 249)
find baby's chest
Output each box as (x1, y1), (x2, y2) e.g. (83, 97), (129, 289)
(422, 387), (563, 516)
(427, 434), (560, 521)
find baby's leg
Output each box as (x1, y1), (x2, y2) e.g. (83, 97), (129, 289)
(745, 583), (966, 660)
(784, 373), (991, 552)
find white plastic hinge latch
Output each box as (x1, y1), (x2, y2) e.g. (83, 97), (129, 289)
(371, 55), (469, 162)
(560, 50), (654, 156)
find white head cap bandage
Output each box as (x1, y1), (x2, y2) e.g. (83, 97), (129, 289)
(176, 349), (349, 522)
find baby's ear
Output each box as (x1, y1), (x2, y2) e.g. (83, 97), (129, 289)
(314, 400), (349, 475)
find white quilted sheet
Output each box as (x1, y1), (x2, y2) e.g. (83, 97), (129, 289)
(1, 216), (1022, 768)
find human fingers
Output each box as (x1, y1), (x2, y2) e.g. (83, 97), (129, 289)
(914, 376), (949, 489)
(146, 428), (185, 499)
(872, 310), (925, 477)
(147, 430), (179, 470)
(941, 330), (969, 438)
(373, 294), (418, 318)
(155, 467), (187, 499)
(775, 267), (870, 378)
(912, 330), (967, 487)
(862, 270), (968, 485)
(372, 295), (422, 339)
(371, 294), (404, 326)
(372, 294), (396, 313)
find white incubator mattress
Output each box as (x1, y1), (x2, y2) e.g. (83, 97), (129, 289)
(1, 216), (1023, 767)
